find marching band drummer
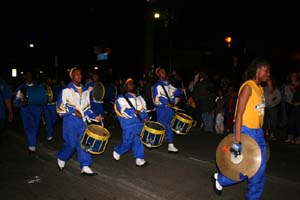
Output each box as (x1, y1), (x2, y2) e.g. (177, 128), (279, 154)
(14, 70), (43, 155)
(211, 58), (270, 199)
(113, 78), (149, 167)
(86, 71), (104, 117)
(56, 67), (103, 176)
(152, 66), (182, 153)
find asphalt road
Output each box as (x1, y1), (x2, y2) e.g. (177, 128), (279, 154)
(0, 116), (299, 200)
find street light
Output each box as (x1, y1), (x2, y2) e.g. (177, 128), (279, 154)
(154, 12), (160, 19)
(225, 36), (232, 47)
(29, 43), (34, 48)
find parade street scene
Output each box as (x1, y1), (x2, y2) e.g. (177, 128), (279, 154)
(1, 1), (300, 200)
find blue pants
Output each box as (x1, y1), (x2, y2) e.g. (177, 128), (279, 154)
(57, 115), (91, 168)
(43, 104), (57, 138)
(156, 107), (174, 143)
(20, 105), (42, 147)
(114, 126), (145, 159)
(217, 126), (267, 200)
(91, 101), (104, 116)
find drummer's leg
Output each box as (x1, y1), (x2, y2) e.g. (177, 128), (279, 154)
(246, 129), (266, 200)
(132, 128), (145, 159)
(157, 108), (174, 142)
(114, 129), (134, 156)
(44, 104), (56, 139)
(21, 105), (41, 149)
(76, 122), (92, 168)
(57, 117), (77, 161)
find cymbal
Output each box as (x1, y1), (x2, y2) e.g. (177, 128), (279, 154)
(216, 133), (262, 181)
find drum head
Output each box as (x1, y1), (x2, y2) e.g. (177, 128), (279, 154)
(92, 82), (105, 101)
(88, 125), (108, 137)
(146, 121), (165, 131)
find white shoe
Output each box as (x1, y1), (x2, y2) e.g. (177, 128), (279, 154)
(113, 151), (120, 161)
(81, 166), (97, 176)
(214, 173), (223, 190)
(168, 143), (179, 153)
(47, 136), (53, 141)
(28, 146), (36, 151)
(211, 173), (223, 195)
(57, 158), (65, 170)
(136, 158), (147, 167)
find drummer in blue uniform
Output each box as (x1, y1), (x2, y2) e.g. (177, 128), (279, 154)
(14, 70), (43, 154)
(152, 66), (182, 153)
(113, 78), (149, 167)
(56, 67), (102, 176)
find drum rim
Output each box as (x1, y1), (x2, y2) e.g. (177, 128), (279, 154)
(175, 112), (193, 124)
(85, 124), (110, 140)
(144, 121), (166, 135)
(92, 82), (106, 101)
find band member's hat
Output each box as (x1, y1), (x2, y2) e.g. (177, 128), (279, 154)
(155, 66), (164, 76)
(124, 78), (134, 86)
(69, 67), (79, 78)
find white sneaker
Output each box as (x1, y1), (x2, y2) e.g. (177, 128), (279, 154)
(136, 158), (146, 167)
(81, 166), (97, 176)
(57, 158), (65, 170)
(214, 173), (223, 190)
(28, 146), (36, 151)
(168, 143), (179, 153)
(113, 151), (120, 161)
(47, 136), (53, 141)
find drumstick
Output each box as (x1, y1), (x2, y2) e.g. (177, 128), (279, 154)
(171, 106), (185, 112)
(183, 88), (188, 101)
(146, 108), (156, 113)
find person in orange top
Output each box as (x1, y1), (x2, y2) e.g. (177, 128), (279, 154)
(211, 58), (270, 199)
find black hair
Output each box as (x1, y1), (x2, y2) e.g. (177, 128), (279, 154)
(245, 57), (270, 80)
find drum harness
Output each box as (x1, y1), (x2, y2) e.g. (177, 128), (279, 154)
(122, 93), (143, 122)
(160, 83), (172, 105)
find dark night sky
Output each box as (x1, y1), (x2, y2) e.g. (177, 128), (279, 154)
(1, 1), (300, 80)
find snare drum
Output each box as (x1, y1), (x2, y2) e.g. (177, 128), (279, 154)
(171, 112), (193, 135)
(25, 85), (48, 105)
(80, 124), (110, 154)
(140, 121), (165, 148)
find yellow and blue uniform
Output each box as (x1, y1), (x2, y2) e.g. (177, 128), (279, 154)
(56, 82), (97, 168)
(114, 93), (148, 159)
(152, 80), (182, 142)
(217, 80), (267, 200)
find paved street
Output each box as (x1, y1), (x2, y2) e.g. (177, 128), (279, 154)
(0, 116), (300, 200)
